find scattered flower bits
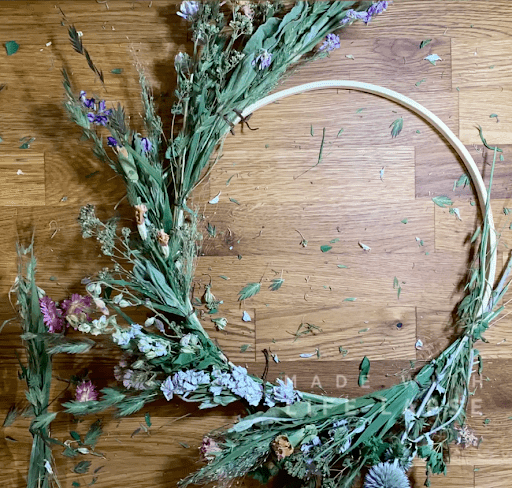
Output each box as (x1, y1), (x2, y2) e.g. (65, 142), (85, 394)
(424, 53), (442, 65)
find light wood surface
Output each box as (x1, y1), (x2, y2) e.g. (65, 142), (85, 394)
(1, 1), (512, 487)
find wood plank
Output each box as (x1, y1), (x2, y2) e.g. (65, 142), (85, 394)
(459, 89), (512, 145)
(452, 37), (512, 90)
(200, 201), (435, 257)
(255, 305), (417, 361)
(0, 152), (45, 206)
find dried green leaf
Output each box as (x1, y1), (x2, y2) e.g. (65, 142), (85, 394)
(345, 54), (355, 60)
(5, 40), (19, 55)
(337, 264), (348, 268)
(339, 346), (348, 357)
(111, 68), (123, 74)
(219, 275), (230, 280)
(84, 419), (102, 448)
(320, 245), (332, 253)
(453, 173), (470, 191)
(240, 344), (251, 352)
(401, 218), (408, 224)
(432, 195), (453, 208)
(73, 461), (91, 474)
(504, 208), (511, 215)
(238, 282), (261, 301)
(415, 78), (427, 86)
(343, 297), (357, 302)
(390, 117), (403, 138)
(356, 108), (365, 114)
(419, 39), (432, 49)
(207, 223), (216, 237)
(269, 278), (284, 291)
(229, 198), (240, 205)
(337, 128), (344, 138)
(310, 124), (314, 136)
(358, 356), (370, 386)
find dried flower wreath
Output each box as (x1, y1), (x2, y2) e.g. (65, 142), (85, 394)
(7, 2), (510, 488)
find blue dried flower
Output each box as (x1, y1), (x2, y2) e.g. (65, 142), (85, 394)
(107, 136), (118, 147)
(140, 137), (152, 152)
(161, 376), (175, 400)
(319, 33), (341, 52)
(173, 370), (211, 396)
(364, 462), (410, 488)
(80, 90), (96, 109)
(230, 365), (263, 406)
(177, 1), (199, 20)
(272, 378), (302, 405)
(252, 49), (272, 70)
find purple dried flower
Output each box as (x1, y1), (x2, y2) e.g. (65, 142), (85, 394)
(93, 114), (109, 126)
(177, 1), (200, 20)
(39, 296), (64, 333)
(75, 380), (98, 402)
(200, 437), (222, 462)
(341, 1), (389, 26)
(107, 136), (118, 147)
(87, 113), (96, 123)
(140, 137), (152, 152)
(252, 50), (272, 70)
(61, 293), (93, 318)
(319, 33), (341, 52)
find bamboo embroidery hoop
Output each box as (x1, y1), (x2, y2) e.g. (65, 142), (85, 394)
(232, 80), (497, 313)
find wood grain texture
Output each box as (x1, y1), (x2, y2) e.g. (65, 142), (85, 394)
(1, 2), (512, 488)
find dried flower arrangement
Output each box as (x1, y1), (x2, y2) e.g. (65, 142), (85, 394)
(5, 2), (510, 488)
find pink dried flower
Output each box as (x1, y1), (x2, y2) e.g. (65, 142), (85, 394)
(75, 380), (98, 402)
(39, 296), (65, 333)
(200, 436), (222, 462)
(61, 293), (93, 328)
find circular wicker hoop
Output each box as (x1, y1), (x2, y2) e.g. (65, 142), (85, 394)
(235, 80), (496, 313)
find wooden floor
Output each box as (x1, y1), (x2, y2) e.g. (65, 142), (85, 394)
(1, 1), (512, 486)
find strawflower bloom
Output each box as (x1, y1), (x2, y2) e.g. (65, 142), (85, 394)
(252, 49), (272, 70)
(75, 380), (98, 402)
(61, 293), (93, 318)
(39, 296), (64, 333)
(177, 1), (200, 20)
(319, 33), (341, 52)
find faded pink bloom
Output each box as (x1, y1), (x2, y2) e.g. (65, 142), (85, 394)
(61, 294), (93, 328)
(39, 296), (65, 333)
(200, 436), (222, 462)
(75, 380), (98, 402)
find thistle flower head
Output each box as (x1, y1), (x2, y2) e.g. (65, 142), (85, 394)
(364, 462), (410, 488)
(39, 296), (65, 333)
(75, 380), (98, 402)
